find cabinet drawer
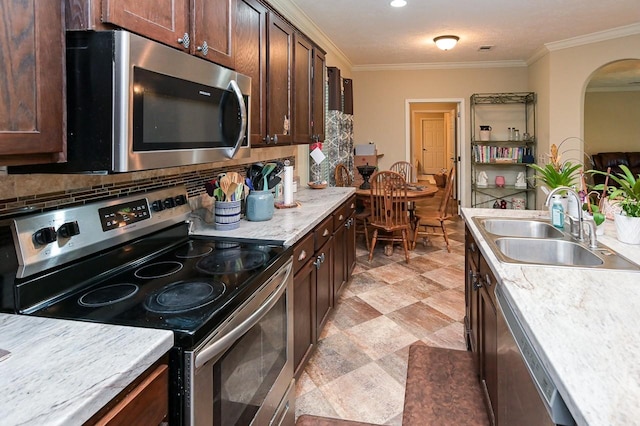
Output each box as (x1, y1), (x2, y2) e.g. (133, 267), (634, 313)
(479, 255), (497, 306)
(314, 215), (333, 251)
(333, 203), (348, 231)
(346, 195), (357, 217)
(94, 363), (168, 426)
(293, 233), (314, 275)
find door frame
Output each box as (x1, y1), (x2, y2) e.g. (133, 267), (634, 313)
(405, 98), (467, 208)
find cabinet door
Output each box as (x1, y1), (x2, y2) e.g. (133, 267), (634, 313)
(0, 0), (65, 165)
(312, 47), (326, 142)
(346, 215), (356, 279)
(465, 226), (480, 355)
(333, 218), (346, 298)
(235, 0), (267, 147)
(292, 34), (312, 144)
(293, 258), (316, 377)
(191, 0), (235, 67)
(479, 256), (498, 424)
(315, 237), (333, 333)
(266, 13), (293, 145)
(102, 0), (189, 49)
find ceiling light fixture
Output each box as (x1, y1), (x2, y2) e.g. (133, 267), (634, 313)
(434, 35), (459, 51)
(390, 0), (407, 7)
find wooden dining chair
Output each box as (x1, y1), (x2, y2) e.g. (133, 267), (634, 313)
(412, 167), (456, 252)
(390, 161), (414, 183)
(368, 170), (411, 263)
(334, 163), (352, 187)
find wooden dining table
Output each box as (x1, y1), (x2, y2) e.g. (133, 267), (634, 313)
(354, 183), (439, 255)
(354, 183), (438, 199)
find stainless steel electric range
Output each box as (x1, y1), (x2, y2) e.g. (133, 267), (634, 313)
(0, 186), (295, 425)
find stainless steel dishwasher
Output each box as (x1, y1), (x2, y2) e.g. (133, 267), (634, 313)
(495, 284), (575, 425)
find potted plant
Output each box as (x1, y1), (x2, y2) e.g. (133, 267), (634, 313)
(528, 143), (582, 216)
(590, 164), (640, 244)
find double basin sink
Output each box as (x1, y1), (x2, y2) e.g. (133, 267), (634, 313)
(473, 217), (640, 270)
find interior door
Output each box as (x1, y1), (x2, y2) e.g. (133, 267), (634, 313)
(421, 118), (446, 174)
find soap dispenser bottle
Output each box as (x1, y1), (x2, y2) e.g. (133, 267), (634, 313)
(551, 195), (565, 229)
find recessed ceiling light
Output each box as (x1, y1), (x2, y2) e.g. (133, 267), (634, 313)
(390, 0), (407, 7)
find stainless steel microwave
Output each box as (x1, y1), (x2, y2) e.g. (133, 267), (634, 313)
(13, 30), (250, 174)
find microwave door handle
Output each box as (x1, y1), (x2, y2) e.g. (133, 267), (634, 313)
(224, 79), (247, 159)
(194, 263), (291, 369)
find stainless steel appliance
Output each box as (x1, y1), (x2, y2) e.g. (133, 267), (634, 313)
(1, 186), (294, 425)
(11, 30), (250, 174)
(495, 284), (575, 425)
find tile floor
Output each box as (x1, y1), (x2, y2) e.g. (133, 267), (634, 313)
(294, 212), (467, 425)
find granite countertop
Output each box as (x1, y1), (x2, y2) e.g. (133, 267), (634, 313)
(189, 187), (356, 246)
(0, 314), (174, 425)
(461, 208), (640, 426)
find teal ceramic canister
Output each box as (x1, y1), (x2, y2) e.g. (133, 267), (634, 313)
(245, 190), (274, 221)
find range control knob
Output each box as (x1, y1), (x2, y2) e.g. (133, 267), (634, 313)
(33, 227), (57, 246)
(151, 200), (165, 212)
(58, 221), (80, 238)
(174, 194), (187, 206)
(163, 197), (176, 209)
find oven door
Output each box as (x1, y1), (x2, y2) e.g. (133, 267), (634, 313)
(184, 259), (294, 426)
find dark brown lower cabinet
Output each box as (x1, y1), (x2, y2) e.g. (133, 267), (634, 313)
(293, 199), (357, 377)
(465, 225), (498, 425)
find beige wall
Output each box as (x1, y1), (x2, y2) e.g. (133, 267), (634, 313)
(584, 90), (640, 154)
(352, 67), (528, 205)
(530, 33), (640, 207)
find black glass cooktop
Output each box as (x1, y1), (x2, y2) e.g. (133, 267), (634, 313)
(25, 227), (290, 348)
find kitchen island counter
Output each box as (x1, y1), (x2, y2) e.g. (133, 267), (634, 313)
(462, 208), (640, 426)
(0, 313), (173, 425)
(189, 187), (356, 246)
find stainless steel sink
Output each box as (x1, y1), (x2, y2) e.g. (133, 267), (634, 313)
(476, 218), (564, 238)
(494, 238), (603, 266)
(472, 216), (640, 270)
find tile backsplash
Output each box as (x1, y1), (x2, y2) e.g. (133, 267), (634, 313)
(0, 146), (297, 220)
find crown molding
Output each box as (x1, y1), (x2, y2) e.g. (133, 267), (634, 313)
(353, 60), (527, 72)
(267, 0), (353, 70)
(545, 23), (640, 52)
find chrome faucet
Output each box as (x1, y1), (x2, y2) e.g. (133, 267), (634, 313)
(544, 186), (598, 248)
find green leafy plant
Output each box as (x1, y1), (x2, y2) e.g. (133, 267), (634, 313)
(590, 164), (640, 218)
(528, 161), (582, 189)
(581, 200), (605, 226)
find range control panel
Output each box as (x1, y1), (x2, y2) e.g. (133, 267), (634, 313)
(11, 186), (191, 279)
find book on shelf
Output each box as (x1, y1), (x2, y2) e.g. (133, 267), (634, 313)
(473, 145), (531, 163)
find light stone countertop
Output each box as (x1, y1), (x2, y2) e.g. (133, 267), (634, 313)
(461, 208), (640, 426)
(0, 313), (174, 426)
(189, 187), (356, 246)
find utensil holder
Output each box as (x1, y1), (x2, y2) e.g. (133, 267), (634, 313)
(245, 190), (274, 221)
(214, 200), (241, 230)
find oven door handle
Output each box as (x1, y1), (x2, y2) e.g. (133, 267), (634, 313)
(224, 79), (247, 159)
(195, 262), (292, 368)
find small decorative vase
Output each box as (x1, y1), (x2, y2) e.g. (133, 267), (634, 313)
(614, 213), (640, 244)
(245, 190), (274, 221)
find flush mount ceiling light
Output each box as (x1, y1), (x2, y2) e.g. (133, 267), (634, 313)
(434, 35), (459, 51)
(390, 0), (407, 7)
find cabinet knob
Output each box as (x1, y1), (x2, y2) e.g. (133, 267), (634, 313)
(298, 249), (307, 262)
(196, 40), (209, 56)
(322, 228), (330, 237)
(177, 33), (190, 49)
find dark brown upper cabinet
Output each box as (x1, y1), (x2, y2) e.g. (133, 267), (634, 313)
(265, 13), (293, 146)
(312, 48), (326, 142)
(235, 0), (268, 147)
(0, 0), (66, 166)
(71, 0), (235, 67)
(292, 34), (313, 144)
